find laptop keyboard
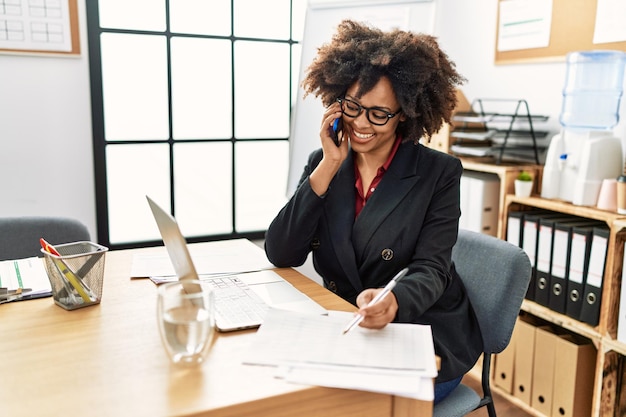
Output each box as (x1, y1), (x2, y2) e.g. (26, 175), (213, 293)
(202, 275), (270, 328)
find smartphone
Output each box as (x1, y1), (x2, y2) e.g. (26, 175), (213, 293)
(330, 118), (343, 147)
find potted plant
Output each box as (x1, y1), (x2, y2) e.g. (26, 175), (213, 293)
(514, 171), (533, 197)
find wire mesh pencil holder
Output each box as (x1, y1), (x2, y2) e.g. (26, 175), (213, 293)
(41, 241), (109, 310)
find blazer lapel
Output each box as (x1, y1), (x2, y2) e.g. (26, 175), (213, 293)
(325, 152), (364, 292)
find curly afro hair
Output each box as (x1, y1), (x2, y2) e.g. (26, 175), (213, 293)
(302, 19), (465, 144)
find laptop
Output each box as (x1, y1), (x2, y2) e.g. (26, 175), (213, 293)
(146, 195), (327, 332)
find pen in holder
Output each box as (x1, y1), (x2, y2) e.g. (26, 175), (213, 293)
(41, 240), (108, 310)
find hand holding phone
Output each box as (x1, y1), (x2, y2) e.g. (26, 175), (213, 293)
(329, 118), (343, 147)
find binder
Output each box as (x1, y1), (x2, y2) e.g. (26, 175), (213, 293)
(551, 334), (596, 417)
(566, 225), (595, 320)
(531, 325), (559, 416)
(511, 210), (546, 300)
(521, 212), (543, 301)
(549, 219), (602, 314)
(579, 226), (610, 326)
(506, 210), (524, 247)
(532, 213), (575, 305)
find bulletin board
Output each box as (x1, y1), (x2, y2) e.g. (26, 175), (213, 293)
(0, 0), (80, 56)
(495, 0), (626, 65)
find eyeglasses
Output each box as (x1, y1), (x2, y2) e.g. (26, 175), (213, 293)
(337, 97), (401, 126)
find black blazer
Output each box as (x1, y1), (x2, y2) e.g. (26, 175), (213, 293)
(265, 141), (483, 382)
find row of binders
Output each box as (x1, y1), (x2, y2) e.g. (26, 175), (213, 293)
(494, 313), (595, 417)
(507, 209), (609, 326)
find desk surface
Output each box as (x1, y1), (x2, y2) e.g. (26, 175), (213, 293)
(0, 242), (431, 417)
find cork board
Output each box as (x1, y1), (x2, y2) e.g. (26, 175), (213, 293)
(0, 0), (80, 56)
(495, 0), (626, 65)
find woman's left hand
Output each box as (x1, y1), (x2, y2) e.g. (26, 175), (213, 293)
(355, 288), (399, 329)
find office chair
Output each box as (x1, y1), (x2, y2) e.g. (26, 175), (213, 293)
(433, 229), (531, 417)
(0, 216), (90, 261)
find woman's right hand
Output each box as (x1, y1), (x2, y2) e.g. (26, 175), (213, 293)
(320, 101), (349, 162)
(309, 102), (349, 197)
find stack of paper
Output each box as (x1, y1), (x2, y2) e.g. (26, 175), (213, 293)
(243, 309), (437, 400)
(0, 257), (51, 301)
(130, 238), (274, 282)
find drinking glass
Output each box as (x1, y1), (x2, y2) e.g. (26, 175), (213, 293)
(157, 280), (215, 365)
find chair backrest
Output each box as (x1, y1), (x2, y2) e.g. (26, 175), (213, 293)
(0, 216), (91, 261)
(452, 229), (531, 354)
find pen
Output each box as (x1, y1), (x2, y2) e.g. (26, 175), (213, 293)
(342, 267), (409, 335)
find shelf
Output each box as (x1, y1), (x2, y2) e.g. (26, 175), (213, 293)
(490, 114), (550, 123)
(454, 111), (549, 124)
(505, 195), (626, 226)
(500, 194), (626, 417)
(459, 160), (626, 417)
(604, 337), (626, 356)
(521, 299), (602, 342)
(451, 145), (493, 157)
(450, 129), (496, 140)
(491, 130), (550, 144)
(451, 99), (548, 164)
(452, 112), (495, 123)
(459, 160), (543, 239)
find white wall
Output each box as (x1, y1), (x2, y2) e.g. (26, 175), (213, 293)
(433, 0), (626, 141)
(0, 0), (624, 245)
(0, 0), (96, 239)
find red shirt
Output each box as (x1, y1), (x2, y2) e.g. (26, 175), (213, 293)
(354, 137), (401, 218)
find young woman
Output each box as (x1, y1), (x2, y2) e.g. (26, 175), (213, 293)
(264, 19), (482, 403)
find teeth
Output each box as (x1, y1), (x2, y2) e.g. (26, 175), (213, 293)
(353, 131), (374, 139)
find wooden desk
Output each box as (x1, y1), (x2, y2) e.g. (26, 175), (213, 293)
(0, 242), (432, 417)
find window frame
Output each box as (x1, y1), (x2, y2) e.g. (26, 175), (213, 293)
(86, 1), (298, 249)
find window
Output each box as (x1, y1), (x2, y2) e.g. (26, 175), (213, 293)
(86, 0), (305, 248)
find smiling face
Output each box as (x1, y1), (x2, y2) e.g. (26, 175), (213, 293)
(342, 76), (405, 160)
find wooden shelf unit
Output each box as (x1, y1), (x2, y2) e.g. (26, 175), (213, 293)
(459, 158), (543, 239)
(499, 194), (626, 417)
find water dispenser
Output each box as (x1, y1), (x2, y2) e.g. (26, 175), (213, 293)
(542, 50), (626, 206)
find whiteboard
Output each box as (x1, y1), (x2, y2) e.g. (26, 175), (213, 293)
(287, 0), (436, 195)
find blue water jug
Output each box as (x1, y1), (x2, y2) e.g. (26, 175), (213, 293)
(559, 50), (626, 130)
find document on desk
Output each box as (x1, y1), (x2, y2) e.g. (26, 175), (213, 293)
(243, 309), (437, 400)
(130, 238), (274, 280)
(0, 257), (51, 299)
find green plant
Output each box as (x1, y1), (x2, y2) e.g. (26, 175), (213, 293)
(517, 171), (532, 182)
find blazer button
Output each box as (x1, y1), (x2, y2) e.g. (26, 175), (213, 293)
(381, 248), (394, 261)
(311, 238), (321, 250)
(328, 281), (337, 292)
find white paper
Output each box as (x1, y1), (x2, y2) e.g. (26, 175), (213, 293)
(279, 363), (433, 401)
(243, 309), (437, 400)
(593, 0), (626, 44)
(130, 238), (274, 278)
(497, 0), (553, 52)
(0, 257), (51, 296)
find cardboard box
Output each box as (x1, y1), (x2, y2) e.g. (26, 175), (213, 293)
(531, 325), (559, 415)
(493, 318), (519, 393)
(551, 334), (596, 417)
(459, 172), (500, 237)
(513, 316), (537, 405)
